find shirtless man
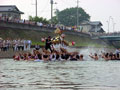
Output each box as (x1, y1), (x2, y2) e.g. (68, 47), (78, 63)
(89, 53), (99, 60)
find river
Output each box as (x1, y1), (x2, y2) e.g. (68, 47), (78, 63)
(0, 59), (120, 90)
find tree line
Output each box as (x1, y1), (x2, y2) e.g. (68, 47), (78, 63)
(29, 7), (90, 26)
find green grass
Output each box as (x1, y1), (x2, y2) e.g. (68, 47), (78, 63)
(32, 41), (45, 46)
(31, 41), (114, 48)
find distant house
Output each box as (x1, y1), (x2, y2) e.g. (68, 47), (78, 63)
(80, 21), (105, 35)
(0, 5), (24, 20)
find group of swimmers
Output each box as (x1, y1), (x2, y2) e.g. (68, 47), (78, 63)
(89, 49), (120, 61)
(13, 47), (120, 61)
(13, 47), (84, 61)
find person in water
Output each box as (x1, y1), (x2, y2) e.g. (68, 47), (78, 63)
(89, 53), (99, 60)
(45, 36), (53, 52)
(79, 54), (84, 61)
(13, 53), (20, 61)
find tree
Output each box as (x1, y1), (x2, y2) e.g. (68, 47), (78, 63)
(49, 9), (59, 24)
(57, 7), (90, 26)
(50, 16), (59, 24)
(29, 16), (49, 24)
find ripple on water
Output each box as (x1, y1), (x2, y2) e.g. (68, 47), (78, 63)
(0, 59), (120, 90)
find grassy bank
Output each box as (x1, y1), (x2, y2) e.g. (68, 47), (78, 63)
(0, 27), (111, 48)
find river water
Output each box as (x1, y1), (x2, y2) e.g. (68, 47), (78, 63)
(0, 59), (120, 90)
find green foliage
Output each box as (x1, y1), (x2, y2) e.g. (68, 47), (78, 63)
(50, 16), (59, 24)
(57, 7), (90, 26)
(29, 16), (49, 24)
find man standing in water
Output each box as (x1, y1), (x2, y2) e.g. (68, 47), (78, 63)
(45, 36), (52, 52)
(115, 48), (120, 54)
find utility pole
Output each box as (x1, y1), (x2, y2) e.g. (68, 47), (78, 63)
(106, 21), (109, 34)
(107, 16), (112, 34)
(111, 18), (116, 33)
(77, 0), (79, 28)
(35, 0), (37, 17)
(50, 0), (53, 23)
(113, 23), (116, 33)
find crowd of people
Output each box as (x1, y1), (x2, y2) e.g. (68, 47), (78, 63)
(13, 35), (120, 61)
(0, 38), (32, 51)
(0, 16), (89, 34)
(88, 48), (120, 61)
(13, 47), (120, 61)
(100, 48), (120, 60)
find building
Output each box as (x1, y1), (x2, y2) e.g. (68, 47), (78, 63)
(80, 21), (105, 35)
(0, 5), (24, 20)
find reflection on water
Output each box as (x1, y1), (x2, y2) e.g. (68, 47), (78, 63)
(0, 59), (120, 90)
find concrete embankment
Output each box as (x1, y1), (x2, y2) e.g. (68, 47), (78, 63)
(0, 21), (107, 47)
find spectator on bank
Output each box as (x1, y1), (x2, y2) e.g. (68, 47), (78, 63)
(27, 40), (32, 50)
(17, 39), (21, 51)
(6, 39), (11, 50)
(23, 39), (27, 51)
(13, 39), (18, 51)
(40, 22), (43, 28)
(2, 40), (7, 51)
(19, 19), (24, 23)
(37, 22), (43, 28)
(24, 19), (25, 23)
(20, 39), (24, 51)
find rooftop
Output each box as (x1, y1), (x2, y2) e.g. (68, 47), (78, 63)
(0, 5), (24, 14)
(81, 21), (103, 26)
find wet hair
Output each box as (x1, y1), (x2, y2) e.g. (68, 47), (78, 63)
(28, 53), (32, 57)
(76, 55), (80, 59)
(61, 54), (65, 59)
(109, 52), (113, 58)
(38, 54), (42, 59)
(94, 53), (97, 56)
(116, 53), (119, 59)
(56, 54), (59, 60)
(80, 54), (83, 58)
(65, 54), (70, 60)
(105, 53), (109, 58)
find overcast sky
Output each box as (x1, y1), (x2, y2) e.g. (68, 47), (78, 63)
(0, 0), (120, 32)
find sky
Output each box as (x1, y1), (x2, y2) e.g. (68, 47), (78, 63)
(0, 0), (120, 32)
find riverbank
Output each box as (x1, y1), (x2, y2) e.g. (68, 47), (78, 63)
(0, 26), (111, 48)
